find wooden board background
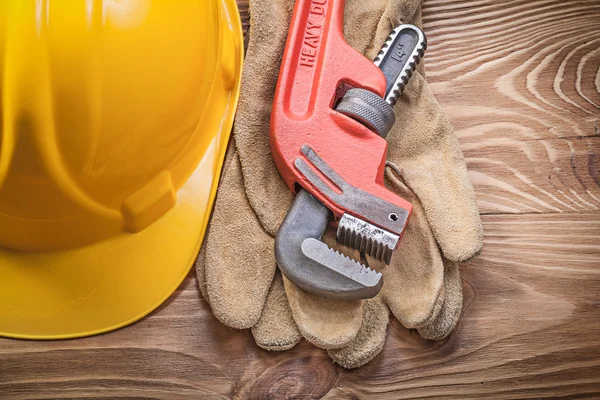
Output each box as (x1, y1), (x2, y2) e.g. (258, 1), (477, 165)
(1, 0), (599, 398)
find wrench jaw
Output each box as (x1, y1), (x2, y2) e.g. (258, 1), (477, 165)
(276, 145), (407, 299)
(275, 189), (383, 300)
(337, 214), (400, 265)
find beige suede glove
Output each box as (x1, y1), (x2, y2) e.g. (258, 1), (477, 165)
(196, 0), (483, 368)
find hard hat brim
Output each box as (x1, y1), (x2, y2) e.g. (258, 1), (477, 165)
(0, 0), (243, 340)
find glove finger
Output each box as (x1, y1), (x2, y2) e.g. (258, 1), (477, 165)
(282, 228), (365, 349)
(234, 0), (295, 236)
(383, 0), (422, 28)
(417, 261), (463, 340)
(363, 0), (422, 57)
(195, 235), (210, 304)
(370, 167), (445, 329)
(195, 146), (239, 305)
(343, 0), (387, 55)
(204, 149), (276, 329)
(344, 0), (422, 60)
(252, 271), (302, 351)
(327, 296), (389, 369)
(386, 74), (483, 262)
(283, 275), (363, 350)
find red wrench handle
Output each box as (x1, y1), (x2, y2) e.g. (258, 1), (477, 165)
(270, 0), (412, 231)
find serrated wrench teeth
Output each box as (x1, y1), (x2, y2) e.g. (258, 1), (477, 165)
(301, 239), (382, 289)
(337, 214), (400, 265)
(275, 189), (383, 300)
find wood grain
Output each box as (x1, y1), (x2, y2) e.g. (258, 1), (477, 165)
(467, 136), (599, 214)
(1, 214), (598, 399)
(426, 0), (600, 141)
(238, 0), (249, 35)
(1, 0), (599, 398)
(424, 0), (600, 215)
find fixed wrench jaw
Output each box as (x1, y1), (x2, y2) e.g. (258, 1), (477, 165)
(275, 189), (383, 300)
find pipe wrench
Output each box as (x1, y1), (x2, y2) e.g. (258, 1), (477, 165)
(271, 0), (427, 300)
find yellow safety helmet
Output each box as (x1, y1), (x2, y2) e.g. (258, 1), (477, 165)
(0, 0), (243, 339)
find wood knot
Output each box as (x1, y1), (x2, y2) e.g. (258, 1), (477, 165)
(249, 354), (339, 399)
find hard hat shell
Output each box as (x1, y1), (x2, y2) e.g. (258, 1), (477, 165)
(0, 0), (243, 338)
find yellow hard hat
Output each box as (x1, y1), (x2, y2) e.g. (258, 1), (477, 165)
(0, 0), (243, 339)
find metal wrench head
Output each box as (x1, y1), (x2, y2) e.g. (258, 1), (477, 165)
(337, 214), (399, 265)
(275, 189), (383, 300)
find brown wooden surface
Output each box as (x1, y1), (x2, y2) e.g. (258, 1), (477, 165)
(1, 0), (600, 398)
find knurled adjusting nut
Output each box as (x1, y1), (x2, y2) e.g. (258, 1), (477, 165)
(335, 88), (396, 138)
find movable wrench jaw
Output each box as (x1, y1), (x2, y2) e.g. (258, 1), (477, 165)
(275, 189), (383, 300)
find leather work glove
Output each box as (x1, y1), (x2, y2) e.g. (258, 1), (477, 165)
(196, 0), (483, 368)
